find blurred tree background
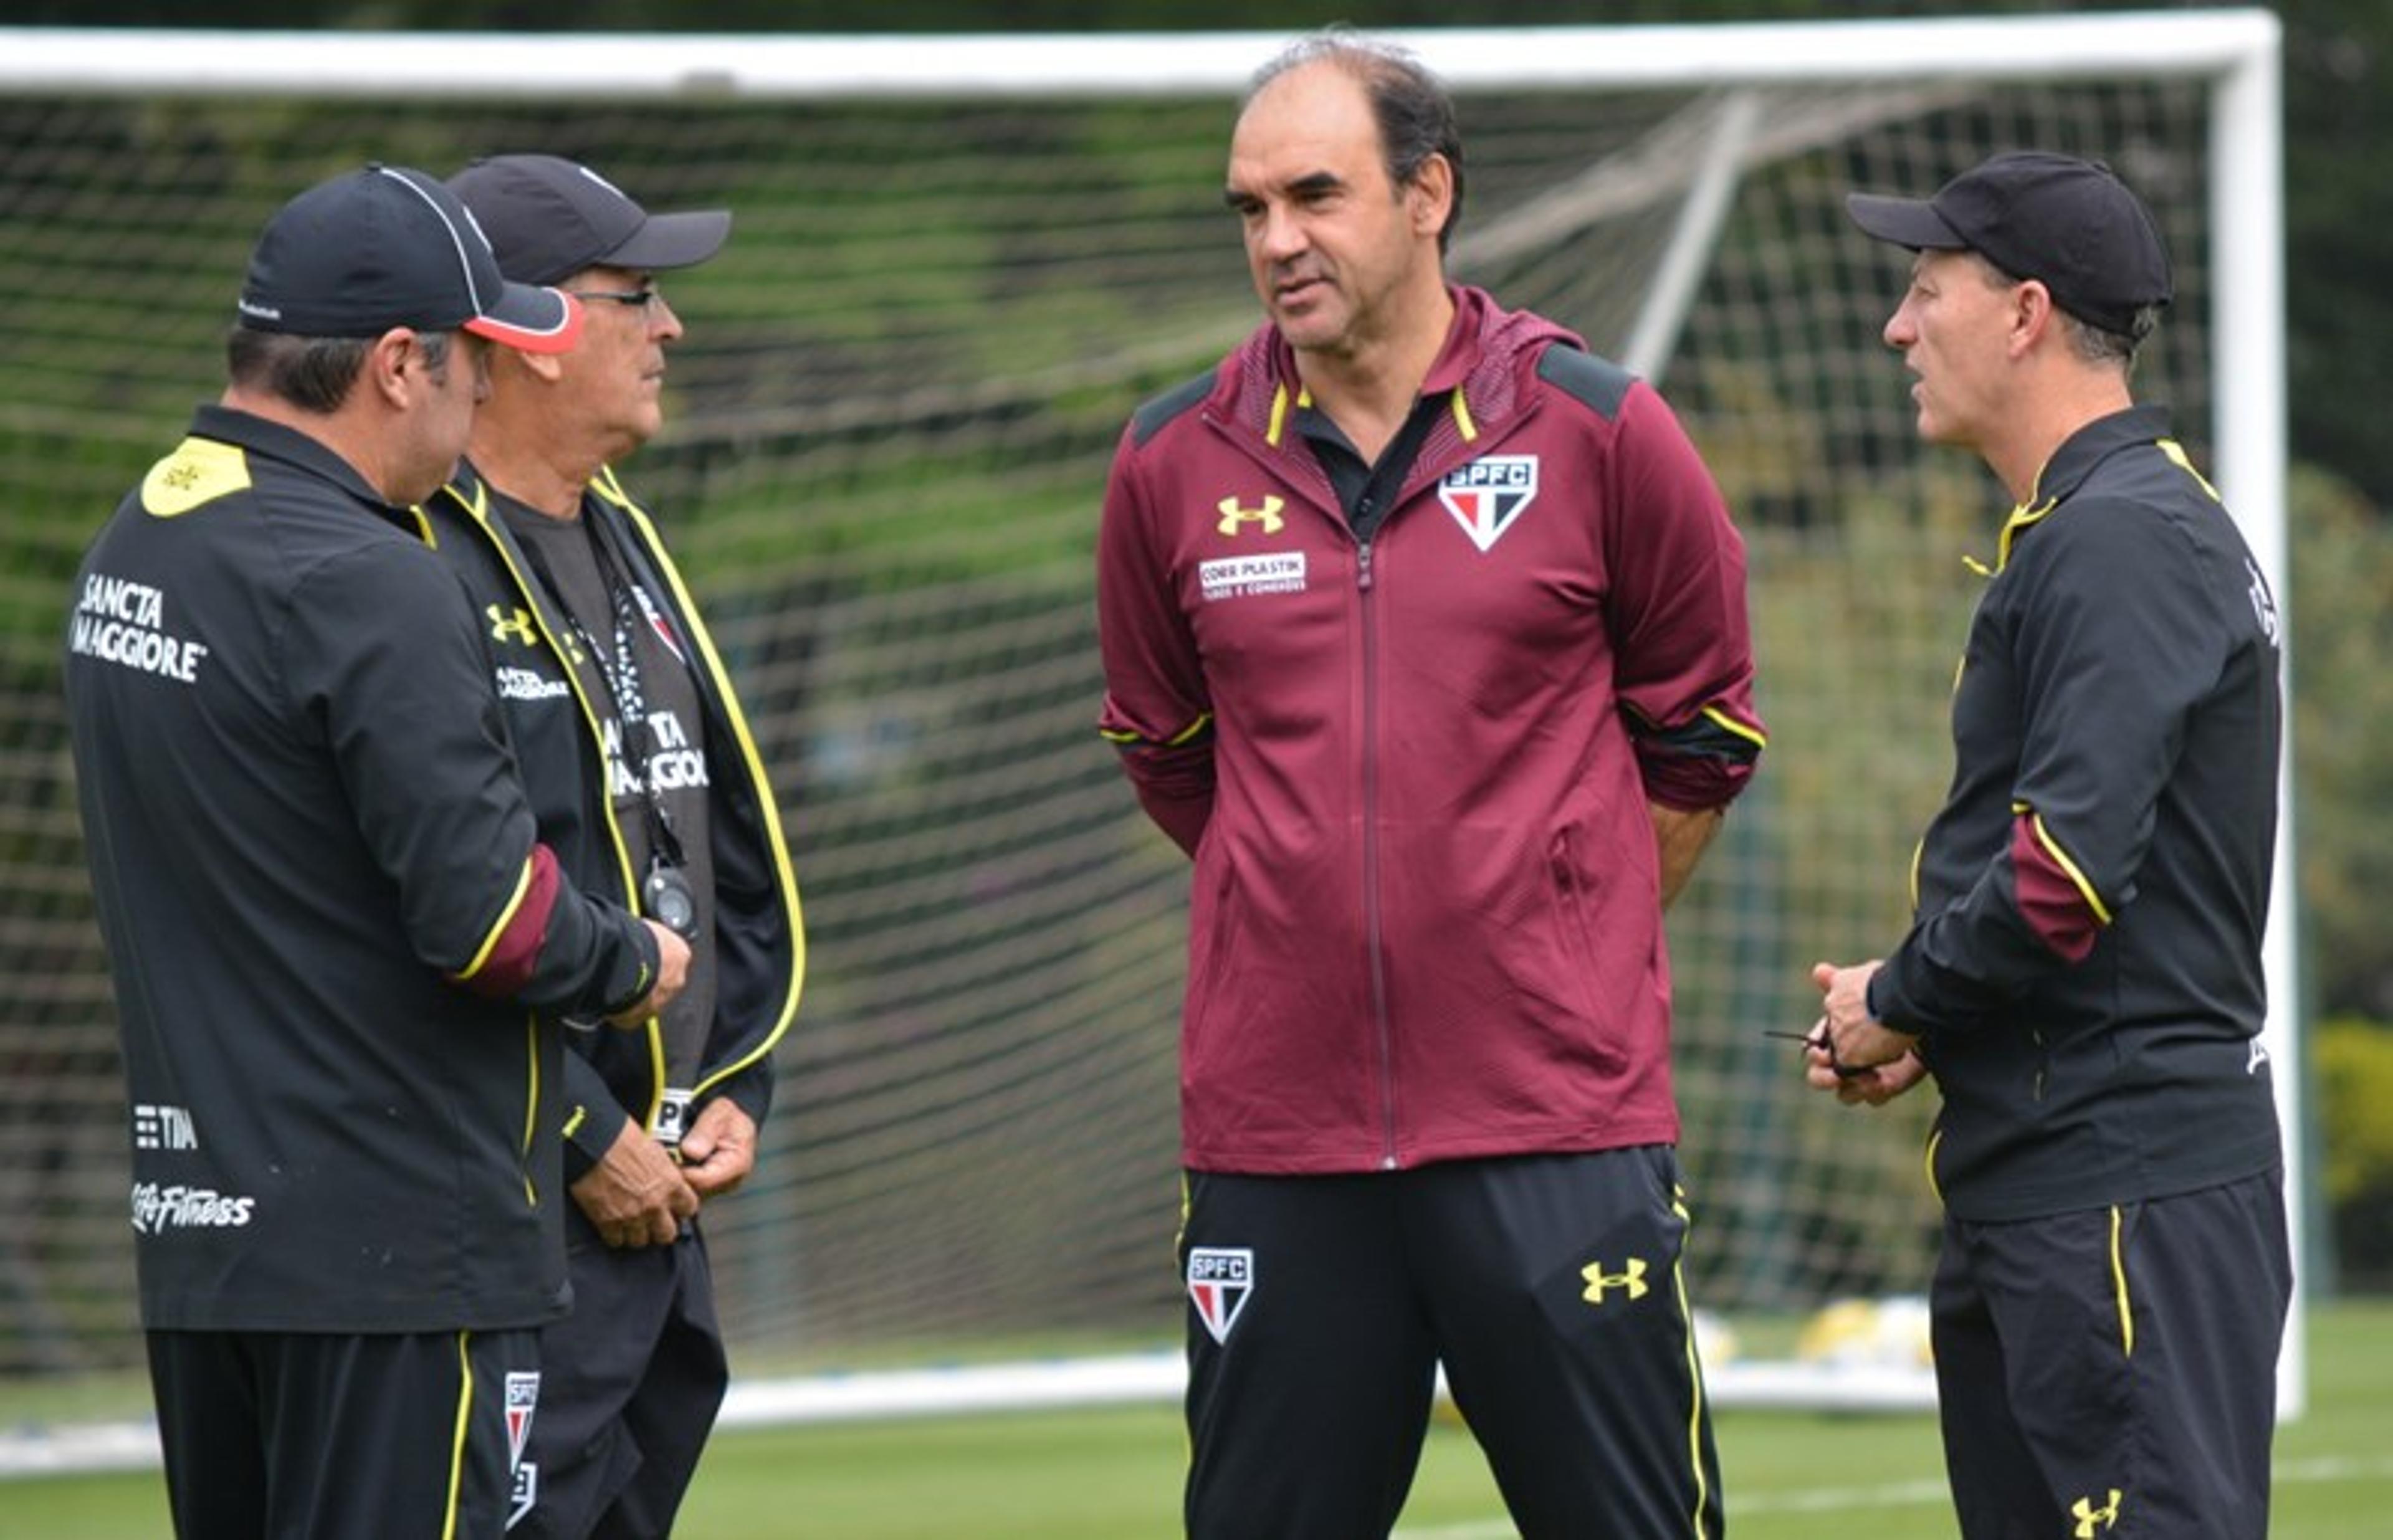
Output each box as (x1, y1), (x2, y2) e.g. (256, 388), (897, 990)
(7, 0), (2389, 1282)
(9, 3), (2387, 484)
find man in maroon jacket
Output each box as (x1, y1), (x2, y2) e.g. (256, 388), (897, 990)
(1096, 29), (1764, 1539)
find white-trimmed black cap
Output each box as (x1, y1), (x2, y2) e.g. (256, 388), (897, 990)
(236, 164), (583, 353)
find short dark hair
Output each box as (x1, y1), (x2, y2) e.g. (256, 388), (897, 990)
(1251, 29), (1466, 255)
(2059, 304), (2157, 373)
(1968, 252), (2152, 376)
(224, 327), (451, 414)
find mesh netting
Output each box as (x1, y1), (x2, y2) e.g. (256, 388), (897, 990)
(0, 69), (2215, 1382)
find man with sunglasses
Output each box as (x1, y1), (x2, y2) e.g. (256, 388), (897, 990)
(423, 155), (805, 1540)
(66, 164), (689, 1540)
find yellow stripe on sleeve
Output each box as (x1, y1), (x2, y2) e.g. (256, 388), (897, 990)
(1699, 705), (1767, 750)
(2026, 809), (2114, 926)
(452, 855), (535, 982)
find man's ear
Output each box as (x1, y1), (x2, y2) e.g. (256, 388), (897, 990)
(497, 343), (566, 387)
(363, 327), (420, 409)
(2007, 278), (2059, 359)
(1407, 152), (1454, 240)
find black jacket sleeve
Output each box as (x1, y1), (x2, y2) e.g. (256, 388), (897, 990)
(1873, 499), (2229, 1035)
(290, 538), (659, 1019)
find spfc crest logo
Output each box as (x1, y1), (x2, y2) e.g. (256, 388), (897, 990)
(630, 582), (690, 667)
(1438, 455), (1539, 553)
(504, 1370), (541, 1530)
(1187, 1247), (1255, 1345)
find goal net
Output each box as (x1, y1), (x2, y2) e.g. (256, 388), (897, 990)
(0, 12), (2295, 1458)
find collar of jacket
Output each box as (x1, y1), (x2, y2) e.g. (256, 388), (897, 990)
(1994, 402), (2175, 572)
(189, 402), (414, 526)
(588, 462), (641, 515)
(1212, 283), (1585, 455)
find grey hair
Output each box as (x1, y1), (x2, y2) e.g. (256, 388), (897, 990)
(1969, 253), (2151, 376)
(1249, 27), (1466, 254)
(2057, 304), (2157, 373)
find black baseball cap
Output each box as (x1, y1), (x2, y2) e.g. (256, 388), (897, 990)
(446, 154), (731, 287)
(1846, 151), (2172, 337)
(236, 164), (581, 353)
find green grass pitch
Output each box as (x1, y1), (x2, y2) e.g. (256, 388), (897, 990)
(11, 1300), (2391, 1538)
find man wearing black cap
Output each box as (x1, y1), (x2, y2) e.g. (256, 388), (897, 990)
(1807, 151), (2290, 1539)
(423, 154), (803, 1540)
(65, 164), (692, 1539)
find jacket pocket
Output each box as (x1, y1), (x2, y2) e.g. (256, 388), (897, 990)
(1183, 857), (1241, 1076)
(1546, 828), (1628, 1076)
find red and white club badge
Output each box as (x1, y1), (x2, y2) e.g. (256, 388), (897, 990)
(1438, 455), (1540, 553)
(1187, 1247), (1255, 1344)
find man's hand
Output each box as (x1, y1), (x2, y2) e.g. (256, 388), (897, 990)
(679, 1098), (758, 1202)
(1810, 959), (1917, 1072)
(571, 1118), (697, 1248)
(607, 920), (690, 1027)
(1806, 1044), (1929, 1106)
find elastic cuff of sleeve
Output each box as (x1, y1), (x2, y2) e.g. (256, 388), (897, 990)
(1865, 964), (1926, 1043)
(717, 1074), (771, 1131)
(598, 920), (662, 1018)
(565, 1098), (631, 1184)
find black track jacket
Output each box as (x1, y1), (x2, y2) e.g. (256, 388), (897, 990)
(425, 463), (803, 1185)
(66, 406), (663, 1334)
(1868, 406), (2284, 1222)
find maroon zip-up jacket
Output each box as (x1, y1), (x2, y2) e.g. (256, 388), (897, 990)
(1098, 287), (1765, 1175)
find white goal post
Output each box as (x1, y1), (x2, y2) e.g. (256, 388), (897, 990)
(0, 9), (2297, 1471)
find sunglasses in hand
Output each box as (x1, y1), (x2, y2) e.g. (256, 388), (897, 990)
(1764, 1028), (1875, 1081)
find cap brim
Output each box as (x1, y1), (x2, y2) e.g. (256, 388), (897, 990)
(1846, 192), (1969, 251)
(602, 209), (732, 273)
(464, 282), (584, 354)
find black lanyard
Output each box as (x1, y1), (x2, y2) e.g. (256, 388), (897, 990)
(516, 511), (687, 871)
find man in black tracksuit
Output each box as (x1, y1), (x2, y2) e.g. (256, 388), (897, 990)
(1812, 153), (2290, 1539)
(424, 155), (805, 1540)
(65, 166), (689, 1539)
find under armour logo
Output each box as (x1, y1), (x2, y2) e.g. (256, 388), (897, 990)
(1216, 496), (1285, 536)
(487, 604), (538, 647)
(2071, 1489), (2123, 1536)
(1580, 1257), (1649, 1306)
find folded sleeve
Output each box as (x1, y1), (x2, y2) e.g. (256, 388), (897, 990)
(1601, 384), (1767, 810)
(294, 540), (660, 1020)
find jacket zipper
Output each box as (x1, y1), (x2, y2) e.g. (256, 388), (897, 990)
(1357, 536), (1399, 1169)
(1211, 397), (1547, 1171)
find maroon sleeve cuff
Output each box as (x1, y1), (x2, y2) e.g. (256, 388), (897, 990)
(451, 844), (563, 999)
(2010, 812), (2104, 962)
